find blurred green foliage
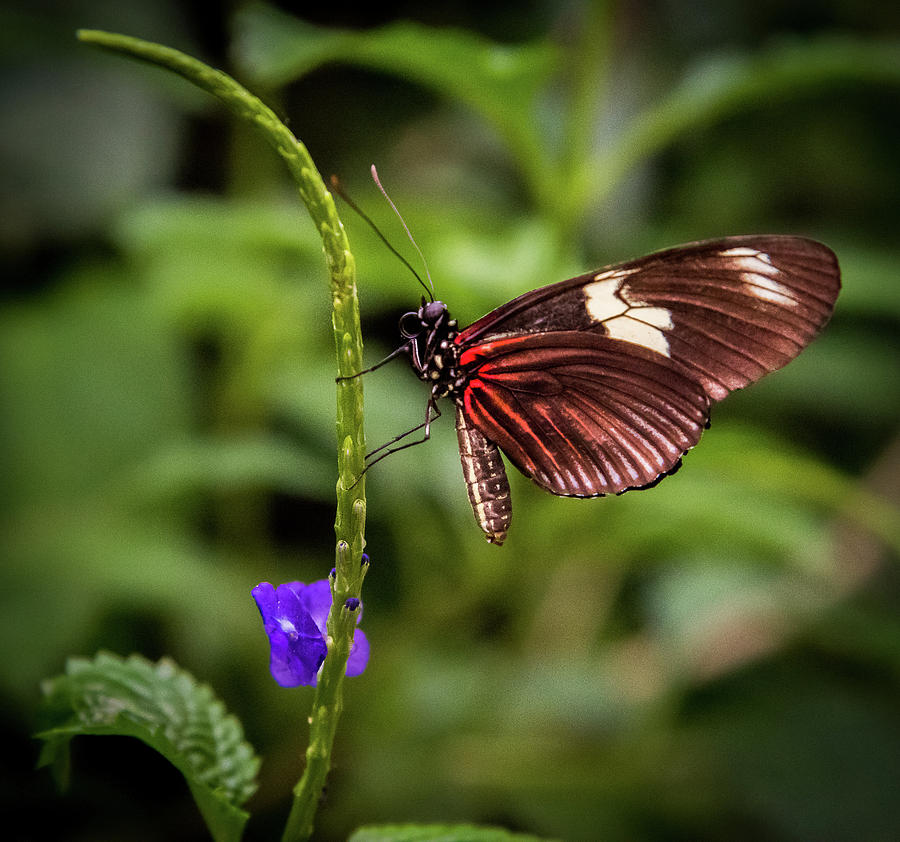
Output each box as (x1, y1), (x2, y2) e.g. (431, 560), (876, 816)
(2, 1), (899, 840)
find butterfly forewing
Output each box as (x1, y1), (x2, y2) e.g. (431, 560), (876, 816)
(457, 235), (840, 402)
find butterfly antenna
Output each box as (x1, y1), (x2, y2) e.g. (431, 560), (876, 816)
(329, 174), (434, 302)
(370, 165), (435, 301)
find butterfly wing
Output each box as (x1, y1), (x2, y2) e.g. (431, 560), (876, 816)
(454, 235), (840, 498)
(458, 235), (840, 401)
(458, 332), (711, 497)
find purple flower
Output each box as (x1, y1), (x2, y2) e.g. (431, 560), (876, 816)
(251, 579), (369, 687)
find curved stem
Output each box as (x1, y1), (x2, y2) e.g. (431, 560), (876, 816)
(77, 30), (367, 842)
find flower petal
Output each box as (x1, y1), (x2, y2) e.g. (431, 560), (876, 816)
(298, 578), (333, 635)
(252, 582), (327, 687)
(346, 629), (370, 677)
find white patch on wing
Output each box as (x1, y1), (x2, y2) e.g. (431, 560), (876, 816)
(585, 276), (674, 356)
(593, 266), (641, 280)
(634, 306), (674, 330)
(720, 246), (762, 257)
(584, 277), (628, 321)
(719, 248), (778, 274)
(718, 248), (799, 308)
(741, 272), (799, 307)
(604, 314), (671, 357)
(720, 246), (772, 264)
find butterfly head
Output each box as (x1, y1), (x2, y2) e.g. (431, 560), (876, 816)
(399, 299), (449, 337)
(399, 300), (464, 397)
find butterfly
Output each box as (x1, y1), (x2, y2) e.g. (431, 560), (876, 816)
(369, 235), (840, 545)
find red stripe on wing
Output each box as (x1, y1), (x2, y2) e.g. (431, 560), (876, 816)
(459, 332), (710, 497)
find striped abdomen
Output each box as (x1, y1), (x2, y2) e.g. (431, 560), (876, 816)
(455, 404), (511, 545)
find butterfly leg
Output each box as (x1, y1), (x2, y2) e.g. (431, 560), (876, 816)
(364, 397), (442, 468)
(336, 342), (410, 382)
(342, 399), (441, 490)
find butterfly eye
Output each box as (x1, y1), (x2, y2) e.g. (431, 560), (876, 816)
(399, 312), (424, 338)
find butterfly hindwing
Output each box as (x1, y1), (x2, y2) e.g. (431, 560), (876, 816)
(459, 332), (711, 497)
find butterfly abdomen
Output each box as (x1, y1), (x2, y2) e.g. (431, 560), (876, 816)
(455, 404), (511, 545)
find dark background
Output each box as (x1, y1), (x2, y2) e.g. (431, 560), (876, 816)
(2, 1), (899, 840)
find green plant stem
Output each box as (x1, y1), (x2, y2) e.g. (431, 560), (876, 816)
(77, 29), (367, 842)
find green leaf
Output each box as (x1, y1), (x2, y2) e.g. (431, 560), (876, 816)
(231, 3), (558, 204)
(36, 652), (259, 842)
(233, 3), (556, 111)
(121, 434), (335, 504)
(349, 824), (558, 842)
(581, 35), (900, 210)
(827, 242), (900, 318)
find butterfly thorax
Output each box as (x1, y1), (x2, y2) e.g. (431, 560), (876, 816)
(400, 300), (467, 400)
